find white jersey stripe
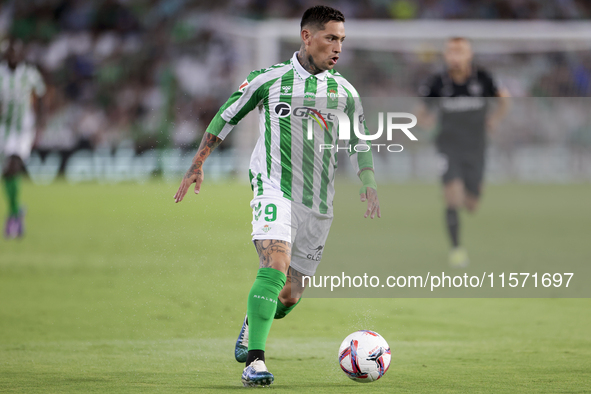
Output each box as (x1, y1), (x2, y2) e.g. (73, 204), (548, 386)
(289, 75), (306, 205)
(268, 78), (283, 191)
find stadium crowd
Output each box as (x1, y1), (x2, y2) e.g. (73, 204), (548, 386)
(230, 0), (591, 20)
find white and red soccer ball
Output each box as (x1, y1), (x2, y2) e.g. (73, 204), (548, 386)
(338, 330), (391, 383)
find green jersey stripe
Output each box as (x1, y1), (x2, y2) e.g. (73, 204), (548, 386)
(319, 78), (340, 214)
(256, 173), (264, 196)
(264, 94), (272, 178)
(16, 71), (27, 131)
(301, 76), (318, 209)
(205, 67), (288, 139)
(230, 79), (279, 125)
(249, 169), (255, 192)
(246, 60), (290, 83)
(279, 70), (294, 200)
(5, 77), (15, 132)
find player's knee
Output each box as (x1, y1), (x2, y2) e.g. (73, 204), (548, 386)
(268, 256), (291, 274)
(465, 198), (479, 213)
(446, 202), (461, 211)
(3, 167), (16, 177)
(279, 294), (300, 307)
(3, 156), (21, 177)
(444, 182), (463, 208)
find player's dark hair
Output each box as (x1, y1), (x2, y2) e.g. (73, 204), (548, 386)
(300, 5), (345, 31)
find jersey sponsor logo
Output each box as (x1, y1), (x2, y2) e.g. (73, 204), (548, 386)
(281, 86), (292, 95)
(304, 92), (316, 100)
(302, 107), (329, 131)
(292, 106), (336, 122)
(238, 79), (249, 92)
(274, 102), (292, 117)
(307, 245), (324, 261)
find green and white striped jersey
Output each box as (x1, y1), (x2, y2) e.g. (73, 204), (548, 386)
(0, 62), (46, 136)
(206, 52), (373, 215)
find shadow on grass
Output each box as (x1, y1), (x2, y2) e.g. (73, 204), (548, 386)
(195, 382), (355, 390)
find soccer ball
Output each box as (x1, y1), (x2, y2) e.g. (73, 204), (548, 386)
(338, 330), (391, 383)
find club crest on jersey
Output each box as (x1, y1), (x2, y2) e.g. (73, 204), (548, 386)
(238, 79), (249, 92)
(274, 102), (292, 117)
(281, 86), (292, 95)
(328, 89), (338, 99)
(263, 224), (271, 233)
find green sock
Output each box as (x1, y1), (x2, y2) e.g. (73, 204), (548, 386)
(247, 268), (286, 351)
(274, 298), (301, 319)
(3, 176), (20, 216)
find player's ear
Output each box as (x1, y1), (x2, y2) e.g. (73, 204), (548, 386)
(300, 28), (312, 46)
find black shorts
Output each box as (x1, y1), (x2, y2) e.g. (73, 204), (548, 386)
(438, 150), (485, 197)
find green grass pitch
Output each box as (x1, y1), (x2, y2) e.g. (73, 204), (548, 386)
(1, 180), (590, 393)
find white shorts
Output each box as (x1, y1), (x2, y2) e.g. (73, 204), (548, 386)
(250, 193), (333, 276)
(1, 129), (35, 161)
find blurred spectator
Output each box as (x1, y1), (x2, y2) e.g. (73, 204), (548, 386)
(0, 0), (590, 161)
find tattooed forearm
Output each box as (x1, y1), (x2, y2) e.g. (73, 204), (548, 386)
(254, 239), (292, 269)
(297, 46), (323, 75)
(184, 133), (222, 179)
(184, 164), (201, 179)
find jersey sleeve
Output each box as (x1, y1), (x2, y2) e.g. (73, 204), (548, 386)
(28, 66), (46, 96)
(344, 88), (374, 175)
(418, 74), (441, 98)
(418, 74), (441, 110)
(205, 70), (269, 140)
(479, 69), (500, 97)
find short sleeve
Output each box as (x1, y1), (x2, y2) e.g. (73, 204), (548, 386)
(205, 69), (272, 140)
(418, 74), (441, 111)
(418, 74), (441, 98)
(28, 66), (46, 96)
(478, 69), (499, 97)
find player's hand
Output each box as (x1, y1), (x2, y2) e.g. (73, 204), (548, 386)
(174, 165), (203, 203)
(360, 187), (381, 219)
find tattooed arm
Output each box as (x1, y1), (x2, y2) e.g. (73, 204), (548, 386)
(174, 132), (222, 203)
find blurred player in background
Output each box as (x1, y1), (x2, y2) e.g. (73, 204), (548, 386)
(417, 37), (509, 267)
(174, 5), (379, 387)
(0, 38), (46, 239)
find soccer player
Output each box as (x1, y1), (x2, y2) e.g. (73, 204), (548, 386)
(417, 37), (509, 267)
(174, 5), (380, 387)
(0, 39), (46, 238)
